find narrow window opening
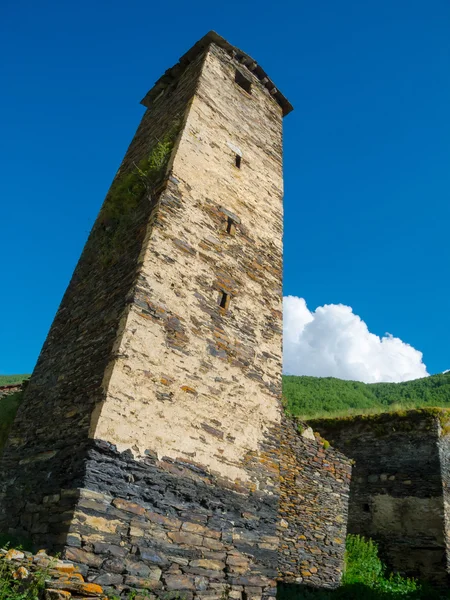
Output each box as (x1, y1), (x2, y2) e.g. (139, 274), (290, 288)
(219, 291), (230, 311)
(226, 217), (236, 236)
(363, 503), (371, 513)
(235, 70), (252, 94)
(241, 593), (248, 600)
(235, 154), (242, 169)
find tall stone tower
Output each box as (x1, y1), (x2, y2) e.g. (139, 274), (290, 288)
(0, 32), (293, 597)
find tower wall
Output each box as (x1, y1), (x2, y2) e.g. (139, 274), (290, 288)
(67, 42), (284, 598)
(0, 45), (205, 547)
(92, 43), (284, 483)
(278, 418), (351, 589)
(0, 37), (288, 599)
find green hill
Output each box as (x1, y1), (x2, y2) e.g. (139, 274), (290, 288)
(283, 373), (450, 420)
(0, 374), (30, 386)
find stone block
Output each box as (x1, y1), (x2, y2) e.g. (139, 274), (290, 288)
(112, 498), (146, 516)
(164, 574), (195, 590)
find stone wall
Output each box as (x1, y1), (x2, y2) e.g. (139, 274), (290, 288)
(0, 33), (302, 599)
(277, 418), (351, 589)
(65, 38), (287, 599)
(311, 409), (450, 586)
(56, 439), (279, 599)
(0, 41), (205, 548)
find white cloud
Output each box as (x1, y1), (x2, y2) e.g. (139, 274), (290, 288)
(283, 296), (429, 383)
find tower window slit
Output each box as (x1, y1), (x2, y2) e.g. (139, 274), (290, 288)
(235, 154), (242, 169)
(226, 217), (236, 235)
(219, 291), (230, 311)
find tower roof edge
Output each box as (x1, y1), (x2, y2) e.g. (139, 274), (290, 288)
(141, 31), (293, 117)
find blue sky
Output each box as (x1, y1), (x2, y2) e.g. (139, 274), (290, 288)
(1, 0), (449, 378)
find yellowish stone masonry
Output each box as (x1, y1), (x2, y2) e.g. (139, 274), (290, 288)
(91, 38), (286, 484)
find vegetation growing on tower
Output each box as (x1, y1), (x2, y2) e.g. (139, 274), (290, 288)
(97, 119), (181, 265)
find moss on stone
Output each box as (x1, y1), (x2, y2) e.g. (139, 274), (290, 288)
(97, 119), (181, 266)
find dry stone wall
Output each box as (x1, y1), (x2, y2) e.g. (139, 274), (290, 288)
(60, 439), (281, 599)
(277, 418), (351, 589)
(67, 41), (286, 599)
(91, 42), (285, 485)
(311, 409), (450, 586)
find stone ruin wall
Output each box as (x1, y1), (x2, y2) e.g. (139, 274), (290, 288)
(278, 418), (351, 589)
(311, 409), (450, 587)
(0, 35), (352, 598)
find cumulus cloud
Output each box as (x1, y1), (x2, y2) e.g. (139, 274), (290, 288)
(283, 296), (428, 383)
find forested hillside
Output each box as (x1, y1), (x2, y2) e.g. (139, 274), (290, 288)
(283, 373), (450, 419)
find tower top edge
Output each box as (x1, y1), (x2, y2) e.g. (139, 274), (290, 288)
(140, 30), (293, 117)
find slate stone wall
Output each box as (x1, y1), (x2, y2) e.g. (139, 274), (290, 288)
(438, 429), (450, 577)
(311, 410), (450, 586)
(55, 439), (280, 599)
(277, 418), (351, 589)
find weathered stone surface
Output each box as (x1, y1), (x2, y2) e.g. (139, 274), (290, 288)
(91, 572), (123, 586)
(111, 498), (145, 515)
(64, 548), (103, 568)
(164, 574), (196, 590)
(312, 409), (450, 586)
(45, 591), (72, 600)
(277, 417), (351, 589)
(5, 549), (25, 561)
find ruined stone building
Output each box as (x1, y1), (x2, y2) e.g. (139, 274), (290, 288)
(313, 409), (450, 587)
(0, 32), (351, 598)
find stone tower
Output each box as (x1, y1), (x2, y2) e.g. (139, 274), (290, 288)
(0, 32), (293, 597)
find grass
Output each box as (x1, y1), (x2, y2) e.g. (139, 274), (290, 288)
(278, 535), (448, 599)
(0, 375), (29, 386)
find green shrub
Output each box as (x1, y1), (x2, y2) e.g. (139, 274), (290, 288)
(342, 534), (384, 586)
(0, 552), (50, 600)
